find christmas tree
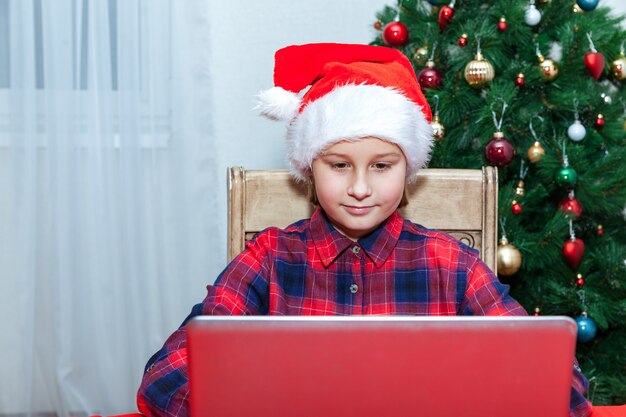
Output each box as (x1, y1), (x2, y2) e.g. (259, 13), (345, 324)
(372, 0), (626, 405)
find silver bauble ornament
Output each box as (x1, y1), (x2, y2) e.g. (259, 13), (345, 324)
(525, 4), (541, 26)
(431, 114), (445, 140)
(567, 120), (586, 142)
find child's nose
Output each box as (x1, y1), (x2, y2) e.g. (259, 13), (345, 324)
(348, 171), (372, 200)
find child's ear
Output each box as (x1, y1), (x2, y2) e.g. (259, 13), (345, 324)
(398, 183), (409, 208)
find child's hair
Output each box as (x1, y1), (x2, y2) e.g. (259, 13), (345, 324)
(256, 43), (434, 183)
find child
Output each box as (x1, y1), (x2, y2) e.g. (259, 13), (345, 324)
(137, 43), (591, 417)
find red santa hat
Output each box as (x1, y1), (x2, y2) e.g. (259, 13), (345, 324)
(256, 43), (434, 181)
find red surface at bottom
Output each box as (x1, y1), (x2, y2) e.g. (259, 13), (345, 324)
(89, 405), (626, 417)
(593, 405), (626, 417)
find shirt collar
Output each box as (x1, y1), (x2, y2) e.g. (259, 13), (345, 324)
(309, 207), (403, 268)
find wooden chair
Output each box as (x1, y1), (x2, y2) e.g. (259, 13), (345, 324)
(227, 166), (499, 273)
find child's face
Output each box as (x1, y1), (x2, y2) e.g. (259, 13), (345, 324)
(311, 137), (407, 240)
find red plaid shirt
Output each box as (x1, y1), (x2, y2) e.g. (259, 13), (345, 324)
(137, 208), (591, 417)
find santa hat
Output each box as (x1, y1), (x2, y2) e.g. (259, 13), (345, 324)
(256, 43), (434, 181)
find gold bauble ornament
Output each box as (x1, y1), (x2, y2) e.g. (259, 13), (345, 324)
(610, 54), (626, 80)
(515, 180), (525, 197)
(537, 54), (559, 81)
(464, 52), (495, 88)
(497, 236), (522, 276)
(413, 46), (429, 65)
(527, 141), (545, 163)
(431, 114), (445, 140)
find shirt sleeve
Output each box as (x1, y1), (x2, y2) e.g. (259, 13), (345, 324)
(570, 361), (592, 417)
(136, 231), (274, 417)
(460, 256), (527, 316)
(461, 256), (592, 417)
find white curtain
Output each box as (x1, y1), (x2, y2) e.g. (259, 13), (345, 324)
(0, 0), (220, 415)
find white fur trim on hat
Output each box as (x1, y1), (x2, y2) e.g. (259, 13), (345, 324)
(255, 87), (302, 121)
(286, 83), (433, 182)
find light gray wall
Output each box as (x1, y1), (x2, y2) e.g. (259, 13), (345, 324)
(608, 0), (626, 18)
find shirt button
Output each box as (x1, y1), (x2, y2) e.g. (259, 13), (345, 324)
(350, 284), (359, 294)
(352, 246), (361, 254)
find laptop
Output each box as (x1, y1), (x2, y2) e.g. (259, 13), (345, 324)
(186, 316), (577, 417)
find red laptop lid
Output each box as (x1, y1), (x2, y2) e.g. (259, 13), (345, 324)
(187, 316), (576, 417)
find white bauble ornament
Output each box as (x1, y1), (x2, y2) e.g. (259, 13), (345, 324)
(567, 120), (586, 142)
(525, 4), (541, 26)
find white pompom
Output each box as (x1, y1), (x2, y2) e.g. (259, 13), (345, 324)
(255, 87), (301, 121)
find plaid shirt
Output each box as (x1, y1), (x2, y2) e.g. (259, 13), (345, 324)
(137, 208), (591, 417)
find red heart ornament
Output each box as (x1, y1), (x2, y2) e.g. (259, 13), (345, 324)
(584, 52), (605, 80)
(439, 6), (455, 32)
(563, 238), (585, 270)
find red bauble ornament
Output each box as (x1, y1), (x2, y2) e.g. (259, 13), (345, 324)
(515, 73), (525, 87)
(484, 132), (515, 166)
(595, 114), (605, 129)
(438, 5), (455, 32)
(458, 33), (468, 47)
(511, 201), (523, 215)
(497, 17), (507, 32)
(382, 21), (409, 46)
(563, 238), (585, 270)
(576, 273), (585, 288)
(418, 61), (443, 89)
(584, 51), (605, 80)
(559, 195), (583, 219)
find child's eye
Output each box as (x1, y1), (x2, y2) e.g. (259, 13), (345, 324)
(372, 162), (392, 171)
(331, 162), (350, 170)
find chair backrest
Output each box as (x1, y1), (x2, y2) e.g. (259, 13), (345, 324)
(228, 166), (498, 273)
